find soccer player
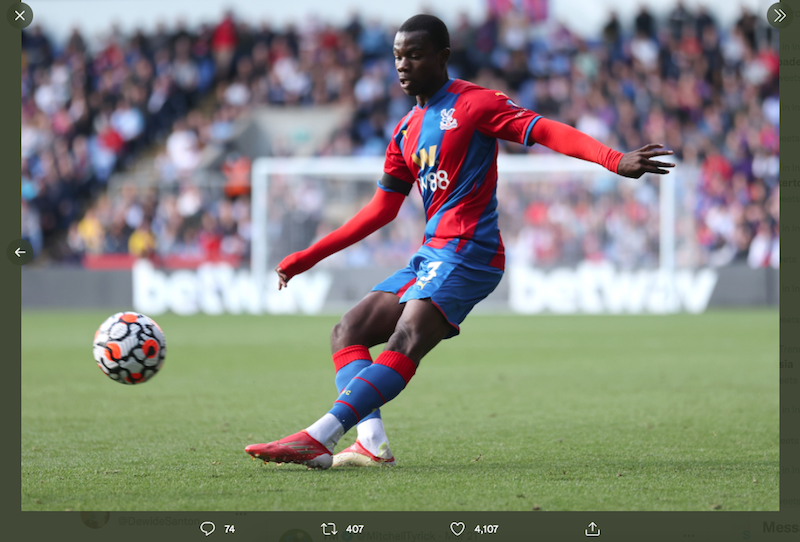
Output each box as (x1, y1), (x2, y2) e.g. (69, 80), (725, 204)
(245, 14), (673, 469)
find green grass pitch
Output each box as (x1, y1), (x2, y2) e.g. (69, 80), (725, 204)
(21, 309), (777, 511)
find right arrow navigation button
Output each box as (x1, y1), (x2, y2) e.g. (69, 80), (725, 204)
(767, 3), (793, 29)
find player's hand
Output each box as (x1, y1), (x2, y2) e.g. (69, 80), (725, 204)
(617, 144), (674, 179)
(276, 266), (289, 290)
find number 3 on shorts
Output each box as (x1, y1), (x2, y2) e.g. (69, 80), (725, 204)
(416, 261), (443, 289)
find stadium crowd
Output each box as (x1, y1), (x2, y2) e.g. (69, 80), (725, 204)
(21, 4), (780, 269)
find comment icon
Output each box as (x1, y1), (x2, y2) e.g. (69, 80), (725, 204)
(200, 521), (216, 536)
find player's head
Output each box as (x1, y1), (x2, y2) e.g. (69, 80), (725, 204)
(394, 14), (450, 101)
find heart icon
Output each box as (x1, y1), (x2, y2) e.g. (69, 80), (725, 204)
(450, 522), (466, 536)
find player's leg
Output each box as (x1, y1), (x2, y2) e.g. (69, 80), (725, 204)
(317, 255), (503, 465)
(331, 291), (403, 404)
(331, 298), (453, 466)
(329, 291), (403, 464)
(316, 299), (452, 446)
(244, 289), (411, 469)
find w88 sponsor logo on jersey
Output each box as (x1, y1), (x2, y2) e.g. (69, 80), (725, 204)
(418, 169), (450, 193)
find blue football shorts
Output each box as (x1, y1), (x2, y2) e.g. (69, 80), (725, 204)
(371, 243), (504, 339)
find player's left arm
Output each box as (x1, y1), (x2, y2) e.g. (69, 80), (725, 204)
(464, 88), (673, 178)
(528, 118), (674, 178)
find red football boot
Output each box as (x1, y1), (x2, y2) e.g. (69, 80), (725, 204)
(245, 430), (332, 469)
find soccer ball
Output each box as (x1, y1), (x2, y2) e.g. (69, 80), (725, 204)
(93, 312), (166, 385)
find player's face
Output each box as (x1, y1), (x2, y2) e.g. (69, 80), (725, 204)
(393, 31), (449, 103)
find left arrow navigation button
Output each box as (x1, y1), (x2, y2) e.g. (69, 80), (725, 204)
(7, 239), (33, 265)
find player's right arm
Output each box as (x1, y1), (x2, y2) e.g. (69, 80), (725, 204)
(276, 115), (415, 289)
(276, 176), (409, 289)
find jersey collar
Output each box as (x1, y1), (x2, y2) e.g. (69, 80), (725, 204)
(417, 79), (455, 110)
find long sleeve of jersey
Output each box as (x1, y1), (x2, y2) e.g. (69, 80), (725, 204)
(278, 187), (406, 280)
(530, 118), (624, 173)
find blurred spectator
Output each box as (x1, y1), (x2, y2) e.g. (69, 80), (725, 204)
(110, 99), (145, 148)
(669, 1), (693, 39)
(197, 212), (222, 258)
(76, 208), (104, 254)
(635, 6), (655, 39)
(22, 200), (43, 256)
(222, 152), (251, 198)
(129, 219), (156, 257)
(211, 11), (238, 80)
(104, 215), (130, 254)
(166, 118), (201, 175)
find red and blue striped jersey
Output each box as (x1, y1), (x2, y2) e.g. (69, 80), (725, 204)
(382, 79), (542, 270)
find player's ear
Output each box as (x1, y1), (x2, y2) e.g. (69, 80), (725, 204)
(438, 47), (450, 67)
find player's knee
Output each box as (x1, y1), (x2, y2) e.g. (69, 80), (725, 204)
(330, 320), (349, 350)
(331, 310), (364, 349)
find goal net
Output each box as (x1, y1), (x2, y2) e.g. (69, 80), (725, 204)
(248, 155), (715, 315)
